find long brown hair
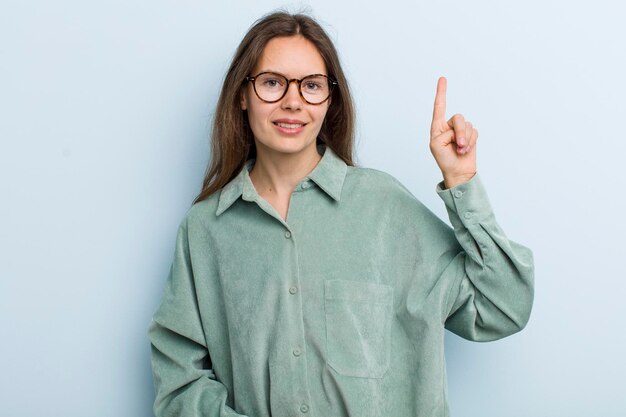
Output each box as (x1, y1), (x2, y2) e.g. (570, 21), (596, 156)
(193, 11), (356, 204)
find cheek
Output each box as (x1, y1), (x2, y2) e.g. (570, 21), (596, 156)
(250, 105), (269, 122)
(315, 105), (330, 125)
(245, 103), (274, 137)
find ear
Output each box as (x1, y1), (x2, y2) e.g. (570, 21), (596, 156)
(240, 90), (248, 111)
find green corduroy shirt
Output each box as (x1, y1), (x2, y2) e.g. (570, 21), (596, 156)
(149, 145), (534, 417)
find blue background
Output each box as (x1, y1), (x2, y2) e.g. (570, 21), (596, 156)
(2, 1), (625, 416)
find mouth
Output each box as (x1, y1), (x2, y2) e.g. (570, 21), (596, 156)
(274, 122), (305, 129)
(272, 119), (307, 134)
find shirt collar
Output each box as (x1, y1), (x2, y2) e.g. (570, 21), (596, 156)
(216, 145), (347, 216)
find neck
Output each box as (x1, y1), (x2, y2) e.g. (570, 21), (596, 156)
(249, 144), (322, 197)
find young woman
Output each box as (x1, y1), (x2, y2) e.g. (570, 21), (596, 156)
(149, 11), (534, 417)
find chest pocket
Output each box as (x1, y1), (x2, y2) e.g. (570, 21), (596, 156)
(324, 279), (393, 378)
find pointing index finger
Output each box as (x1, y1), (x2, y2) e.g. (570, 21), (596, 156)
(432, 76), (447, 123)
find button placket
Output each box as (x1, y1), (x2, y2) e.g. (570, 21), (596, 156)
(278, 218), (312, 416)
(245, 192), (310, 416)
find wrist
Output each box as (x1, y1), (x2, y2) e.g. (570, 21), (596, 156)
(442, 172), (476, 189)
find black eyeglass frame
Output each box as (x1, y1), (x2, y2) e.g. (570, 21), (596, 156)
(245, 72), (338, 105)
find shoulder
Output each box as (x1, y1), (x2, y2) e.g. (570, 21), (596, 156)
(176, 192), (222, 236)
(342, 165), (440, 222)
(345, 165), (421, 204)
(343, 165), (451, 234)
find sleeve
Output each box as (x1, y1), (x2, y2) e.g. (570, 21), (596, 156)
(148, 219), (249, 417)
(436, 174), (535, 342)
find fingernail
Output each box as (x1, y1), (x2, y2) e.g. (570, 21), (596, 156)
(458, 137), (465, 146)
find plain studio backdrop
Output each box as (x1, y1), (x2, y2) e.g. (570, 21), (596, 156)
(1, 1), (624, 416)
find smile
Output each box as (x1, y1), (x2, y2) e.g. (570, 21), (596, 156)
(274, 122), (305, 129)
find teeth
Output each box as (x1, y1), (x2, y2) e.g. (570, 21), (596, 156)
(276, 122), (303, 129)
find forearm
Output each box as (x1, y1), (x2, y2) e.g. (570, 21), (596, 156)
(149, 318), (249, 417)
(149, 220), (249, 417)
(437, 174), (535, 341)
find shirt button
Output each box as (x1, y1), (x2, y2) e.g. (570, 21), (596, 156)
(300, 404), (309, 413)
(284, 231), (292, 239)
(454, 190), (463, 199)
(289, 286), (297, 295)
(302, 181), (311, 189)
(464, 212), (472, 219)
(293, 348), (302, 357)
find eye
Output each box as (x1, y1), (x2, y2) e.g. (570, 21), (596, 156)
(301, 76), (329, 94)
(260, 75), (285, 88)
(304, 81), (323, 91)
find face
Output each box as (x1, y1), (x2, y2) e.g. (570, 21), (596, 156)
(241, 35), (331, 160)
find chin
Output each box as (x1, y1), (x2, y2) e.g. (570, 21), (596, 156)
(257, 137), (318, 156)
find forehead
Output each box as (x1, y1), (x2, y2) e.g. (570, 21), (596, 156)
(253, 35), (327, 77)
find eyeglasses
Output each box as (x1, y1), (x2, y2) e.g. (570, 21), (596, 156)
(245, 72), (337, 105)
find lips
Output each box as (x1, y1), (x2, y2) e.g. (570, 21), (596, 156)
(272, 118), (307, 134)
(273, 119), (306, 128)
(275, 122), (304, 129)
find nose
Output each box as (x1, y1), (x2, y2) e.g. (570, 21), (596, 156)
(281, 80), (303, 110)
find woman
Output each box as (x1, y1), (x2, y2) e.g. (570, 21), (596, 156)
(149, 11), (534, 417)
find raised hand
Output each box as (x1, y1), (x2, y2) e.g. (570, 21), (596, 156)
(429, 76), (478, 189)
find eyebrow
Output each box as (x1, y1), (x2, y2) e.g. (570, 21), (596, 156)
(253, 70), (329, 78)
